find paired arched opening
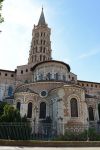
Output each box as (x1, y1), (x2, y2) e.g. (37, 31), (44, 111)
(39, 102), (46, 119)
(27, 102), (32, 118)
(70, 98), (78, 117)
(88, 107), (94, 121)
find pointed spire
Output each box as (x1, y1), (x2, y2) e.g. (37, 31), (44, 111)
(38, 7), (46, 26)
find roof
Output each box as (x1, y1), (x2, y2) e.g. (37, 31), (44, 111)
(0, 69), (15, 73)
(31, 60), (71, 72)
(78, 80), (100, 85)
(15, 87), (38, 95)
(38, 7), (46, 26)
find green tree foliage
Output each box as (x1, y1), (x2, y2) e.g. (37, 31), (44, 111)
(0, 102), (32, 140)
(0, 0), (4, 23)
(0, 103), (28, 122)
(0, 101), (7, 116)
(0, 104), (21, 122)
(54, 128), (100, 141)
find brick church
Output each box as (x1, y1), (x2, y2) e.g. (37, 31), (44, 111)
(0, 8), (100, 134)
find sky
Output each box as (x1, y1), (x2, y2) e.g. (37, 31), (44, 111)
(0, 0), (100, 82)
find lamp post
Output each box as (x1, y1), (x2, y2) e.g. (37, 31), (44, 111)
(87, 117), (89, 141)
(33, 106), (38, 134)
(57, 99), (63, 135)
(50, 98), (63, 135)
(50, 98), (58, 136)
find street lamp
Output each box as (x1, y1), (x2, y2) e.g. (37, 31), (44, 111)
(50, 98), (63, 135)
(87, 117), (89, 141)
(33, 106), (38, 134)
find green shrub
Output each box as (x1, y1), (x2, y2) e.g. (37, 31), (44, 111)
(88, 128), (100, 141)
(54, 128), (100, 141)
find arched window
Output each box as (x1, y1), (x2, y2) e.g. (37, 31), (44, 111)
(36, 46), (37, 52)
(63, 75), (66, 81)
(16, 102), (21, 112)
(34, 48), (36, 53)
(40, 46), (42, 52)
(43, 55), (46, 61)
(35, 55), (36, 61)
(98, 104), (100, 119)
(27, 102), (32, 118)
(41, 32), (43, 36)
(70, 98), (78, 117)
(43, 40), (45, 45)
(43, 47), (45, 53)
(39, 74), (43, 80)
(40, 55), (42, 61)
(32, 55), (33, 62)
(8, 86), (13, 96)
(88, 107), (94, 121)
(55, 73), (59, 80)
(41, 40), (42, 44)
(47, 73), (51, 80)
(39, 102), (46, 119)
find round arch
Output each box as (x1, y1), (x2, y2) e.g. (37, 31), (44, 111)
(67, 94), (80, 118)
(39, 101), (46, 119)
(88, 106), (94, 121)
(16, 101), (21, 112)
(27, 102), (32, 118)
(70, 98), (78, 117)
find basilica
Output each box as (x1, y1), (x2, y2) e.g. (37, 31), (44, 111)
(0, 8), (100, 134)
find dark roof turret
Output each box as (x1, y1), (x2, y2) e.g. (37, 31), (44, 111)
(38, 7), (46, 25)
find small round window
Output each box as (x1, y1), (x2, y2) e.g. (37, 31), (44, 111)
(40, 90), (48, 97)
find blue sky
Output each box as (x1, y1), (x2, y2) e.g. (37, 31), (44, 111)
(0, 0), (100, 82)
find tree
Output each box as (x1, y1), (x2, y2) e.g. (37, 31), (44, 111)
(0, 101), (7, 116)
(0, 103), (32, 140)
(0, 0), (4, 23)
(0, 102), (28, 122)
(0, 104), (21, 122)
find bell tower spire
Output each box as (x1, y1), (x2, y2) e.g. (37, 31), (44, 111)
(38, 7), (46, 26)
(28, 8), (52, 65)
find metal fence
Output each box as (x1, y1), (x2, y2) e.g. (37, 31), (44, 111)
(0, 122), (100, 140)
(0, 122), (58, 140)
(0, 123), (31, 140)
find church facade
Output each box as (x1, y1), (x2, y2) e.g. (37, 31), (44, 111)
(0, 8), (100, 134)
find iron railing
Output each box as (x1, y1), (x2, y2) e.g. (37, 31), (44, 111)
(0, 122), (100, 140)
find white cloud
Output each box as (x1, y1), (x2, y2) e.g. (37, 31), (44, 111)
(0, 0), (44, 70)
(0, 0), (59, 70)
(2, 0), (41, 27)
(79, 48), (100, 59)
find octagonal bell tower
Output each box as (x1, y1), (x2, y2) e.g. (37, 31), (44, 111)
(28, 8), (52, 65)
